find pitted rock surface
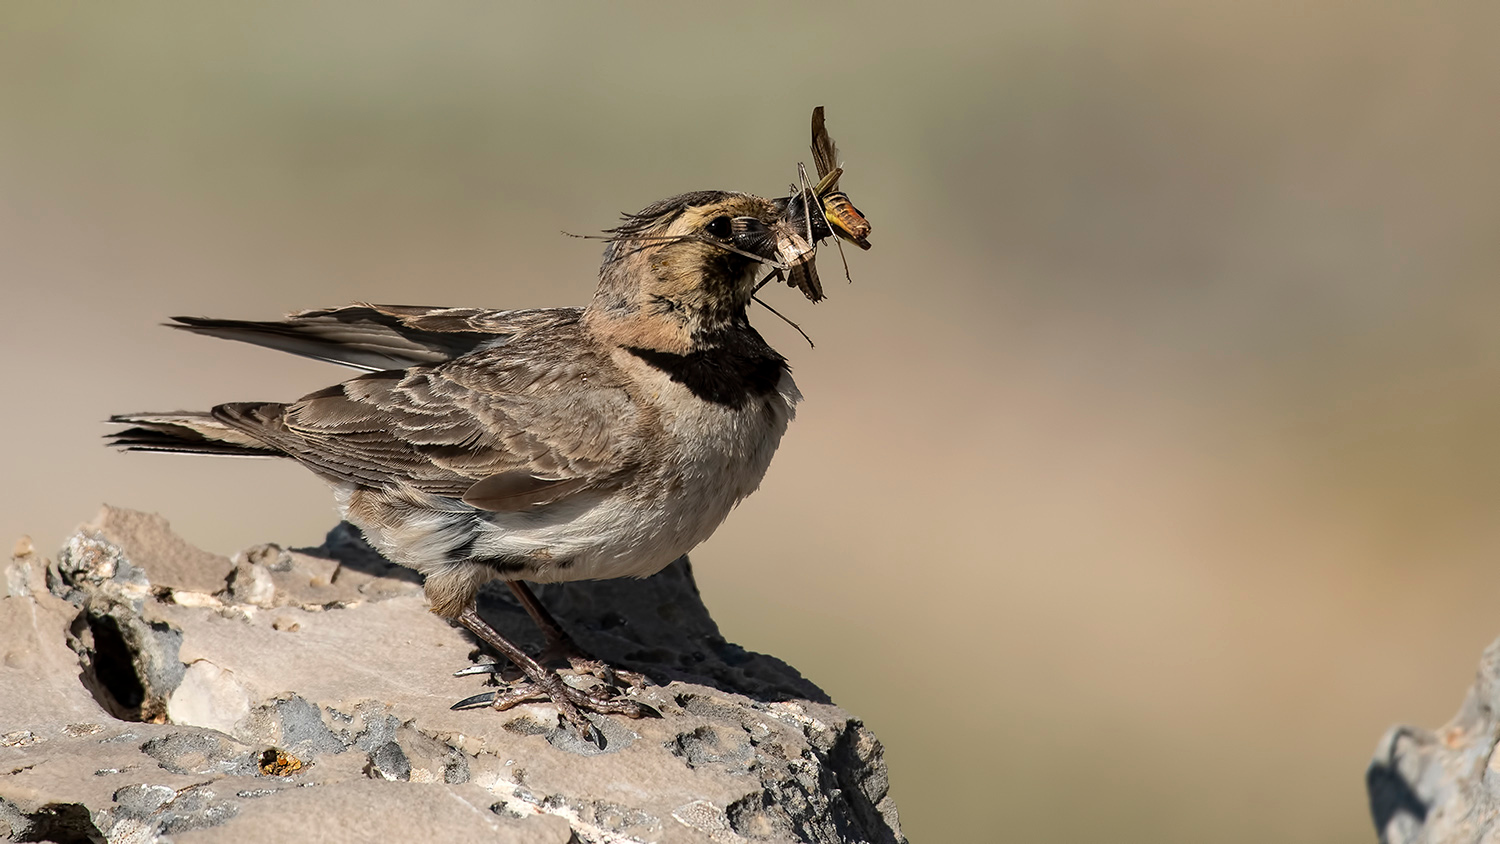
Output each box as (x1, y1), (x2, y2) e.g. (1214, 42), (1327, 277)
(1, 506), (904, 843)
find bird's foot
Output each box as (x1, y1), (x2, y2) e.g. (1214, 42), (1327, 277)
(452, 663), (653, 743)
(535, 639), (649, 690)
(507, 580), (649, 690)
(565, 655), (649, 691)
(453, 607), (654, 743)
(455, 648), (648, 692)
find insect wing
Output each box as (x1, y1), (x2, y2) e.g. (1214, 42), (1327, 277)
(811, 105), (840, 182)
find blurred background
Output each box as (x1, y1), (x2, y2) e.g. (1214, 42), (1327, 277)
(3, 2), (1498, 841)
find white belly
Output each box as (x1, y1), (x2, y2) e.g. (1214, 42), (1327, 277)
(473, 369), (801, 581)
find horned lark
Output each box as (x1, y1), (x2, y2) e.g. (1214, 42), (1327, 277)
(109, 105), (871, 737)
(108, 185), (864, 736)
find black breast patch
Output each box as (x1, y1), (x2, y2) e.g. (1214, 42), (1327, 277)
(625, 336), (788, 407)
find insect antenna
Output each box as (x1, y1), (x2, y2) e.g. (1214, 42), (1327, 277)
(562, 230), (787, 270)
(693, 235), (788, 270)
(796, 162), (819, 252)
(751, 293), (814, 349)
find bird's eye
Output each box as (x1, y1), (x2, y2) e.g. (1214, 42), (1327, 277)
(704, 216), (732, 239)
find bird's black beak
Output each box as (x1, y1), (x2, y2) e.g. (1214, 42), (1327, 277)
(728, 217), (780, 263)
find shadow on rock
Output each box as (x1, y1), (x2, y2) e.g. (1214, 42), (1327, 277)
(304, 521), (831, 705)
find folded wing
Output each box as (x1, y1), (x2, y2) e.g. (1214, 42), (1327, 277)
(112, 330), (636, 514)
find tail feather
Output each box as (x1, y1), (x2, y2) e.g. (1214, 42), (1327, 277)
(107, 412), (284, 458)
(169, 315), (456, 371)
(170, 306), (504, 371)
(166, 305), (581, 371)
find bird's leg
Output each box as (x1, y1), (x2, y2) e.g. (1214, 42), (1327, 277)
(507, 581), (647, 689)
(453, 605), (648, 740)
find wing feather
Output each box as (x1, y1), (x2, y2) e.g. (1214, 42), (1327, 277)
(209, 329), (637, 511)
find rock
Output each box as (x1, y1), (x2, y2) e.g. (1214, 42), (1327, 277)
(1, 507), (905, 844)
(1368, 638), (1500, 843)
(81, 507), (236, 597)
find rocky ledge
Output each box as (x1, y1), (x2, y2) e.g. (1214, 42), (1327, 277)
(1369, 638), (1500, 843)
(0, 506), (904, 844)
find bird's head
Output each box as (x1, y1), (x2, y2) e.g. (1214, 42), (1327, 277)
(584, 191), (813, 353)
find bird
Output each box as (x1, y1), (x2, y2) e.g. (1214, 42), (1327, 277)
(107, 187), (854, 738)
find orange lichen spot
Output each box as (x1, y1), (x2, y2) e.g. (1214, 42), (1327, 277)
(259, 748), (304, 776)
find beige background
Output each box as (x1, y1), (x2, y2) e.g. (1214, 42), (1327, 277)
(4, 3), (1499, 841)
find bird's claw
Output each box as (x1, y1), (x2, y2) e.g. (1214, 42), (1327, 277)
(453, 661), (505, 677)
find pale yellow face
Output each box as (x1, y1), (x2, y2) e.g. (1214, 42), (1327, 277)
(587, 191), (810, 352)
(650, 197), (784, 307)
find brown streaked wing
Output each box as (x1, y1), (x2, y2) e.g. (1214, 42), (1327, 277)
(212, 336), (637, 504)
(349, 304), (583, 337)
